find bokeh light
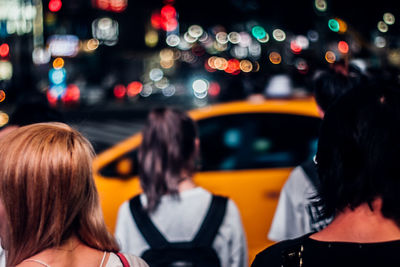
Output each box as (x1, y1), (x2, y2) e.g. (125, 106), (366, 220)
(216, 32), (228, 44)
(208, 82), (221, 97)
(338, 41), (349, 54)
(239, 32), (251, 47)
(0, 111), (9, 127)
(149, 68), (164, 81)
(0, 61), (12, 80)
(290, 41), (302, 54)
(86, 38), (100, 51)
(113, 84), (126, 99)
(62, 84), (80, 103)
(225, 59), (240, 74)
(328, 19), (340, 32)
(269, 52), (282, 64)
(315, 0), (327, 12)
(240, 60), (253, 72)
(307, 30), (319, 42)
(48, 0), (62, 12)
(377, 21), (389, 33)
(325, 51), (336, 63)
(140, 84), (153, 97)
(252, 26), (266, 39)
(32, 48), (51, 65)
(383, 13), (395, 25)
(49, 68), (66, 85)
(336, 18), (348, 33)
(188, 25), (203, 38)
(257, 33), (269, 43)
(145, 30), (159, 47)
(192, 79), (209, 94)
(375, 36), (386, 48)
(272, 29), (286, 41)
(228, 32), (241, 44)
(0, 90), (5, 102)
(214, 57), (228, 70)
(53, 57), (64, 69)
(127, 81), (143, 97)
(166, 34), (180, 47)
(184, 32), (197, 43)
(0, 44), (9, 57)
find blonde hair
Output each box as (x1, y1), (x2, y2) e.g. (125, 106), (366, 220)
(0, 122), (119, 266)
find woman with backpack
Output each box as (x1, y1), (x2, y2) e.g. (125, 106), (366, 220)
(115, 107), (248, 267)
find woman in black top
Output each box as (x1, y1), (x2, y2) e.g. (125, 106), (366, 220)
(252, 78), (400, 266)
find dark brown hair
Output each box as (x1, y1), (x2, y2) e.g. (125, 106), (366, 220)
(138, 108), (198, 211)
(0, 123), (119, 266)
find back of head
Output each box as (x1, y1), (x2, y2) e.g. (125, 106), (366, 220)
(312, 62), (362, 113)
(138, 108), (198, 211)
(0, 123), (118, 265)
(316, 78), (400, 225)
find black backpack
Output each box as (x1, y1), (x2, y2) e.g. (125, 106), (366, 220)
(129, 194), (228, 267)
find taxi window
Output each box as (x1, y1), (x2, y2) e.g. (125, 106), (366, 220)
(197, 113), (321, 171)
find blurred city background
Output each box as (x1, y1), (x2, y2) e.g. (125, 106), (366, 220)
(0, 0), (398, 151)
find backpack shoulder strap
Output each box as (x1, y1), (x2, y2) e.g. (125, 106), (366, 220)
(300, 159), (319, 189)
(129, 195), (169, 248)
(192, 195), (228, 246)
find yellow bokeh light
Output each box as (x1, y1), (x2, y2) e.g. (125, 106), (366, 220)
(240, 60), (253, 72)
(145, 30), (159, 47)
(269, 52), (282, 64)
(52, 57), (64, 69)
(377, 21), (389, 33)
(160, 48), (174, 61)
(315, 0), (327, 12)
(336, 18), (348, 33)
(208, 56), (218, 69)
(0, 90), (5, 102)
(160, 59), (174, 69)
(0, 111), (9, 127)
(87, 38), (100, 51)
(388, 50), (400, 67)
(214, 57), (228, 70)
(383, 13), (395, 25)
(325, 51), (336, 63)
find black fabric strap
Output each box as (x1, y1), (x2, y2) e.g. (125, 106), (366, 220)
(192, 195), (228, 246)
(300, 159), (319, 190)
(129, 194), (228, 249)
(129, 195), (169, 248)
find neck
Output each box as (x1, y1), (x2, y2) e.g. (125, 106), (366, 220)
(178, 178), (196, 192)
(311, 198), (400, 243)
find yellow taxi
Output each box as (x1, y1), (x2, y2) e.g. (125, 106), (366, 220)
(93, 97), (320, 262)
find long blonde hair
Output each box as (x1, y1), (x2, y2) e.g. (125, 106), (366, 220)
(0, 122), (119, 266)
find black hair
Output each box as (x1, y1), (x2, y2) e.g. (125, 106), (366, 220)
(312, 62), (362, 112)
(138, 107), (198, 212)
(315, 78), (400, 226)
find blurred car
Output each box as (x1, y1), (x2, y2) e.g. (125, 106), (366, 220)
(93, 97), (321, 262)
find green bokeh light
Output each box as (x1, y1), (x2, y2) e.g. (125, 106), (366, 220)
(328, 19), (340, 32)
(252, 26), (266, 39)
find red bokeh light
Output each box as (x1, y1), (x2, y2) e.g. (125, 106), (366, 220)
(161, 18), (178, 32)
(0, 44), (9, 57)
(62, 84), (80, 103)
(225, 59), (240, 74)
(48, 0), (62, 12)
(204, 61), (216, 73)
(47, 90), (58, 107)
(208, 82), (221, 97)
(127, 81), (143, 97)
(290, 41), (302, 54)
(93, 0), (127, 12)
(113, 84), (126, 99)
(161, 5), (176, 19)
(338, 41), (349, 54)
(151, 13), (162, 29)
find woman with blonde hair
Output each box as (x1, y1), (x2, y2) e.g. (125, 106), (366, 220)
(0, 122), (148, 267)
